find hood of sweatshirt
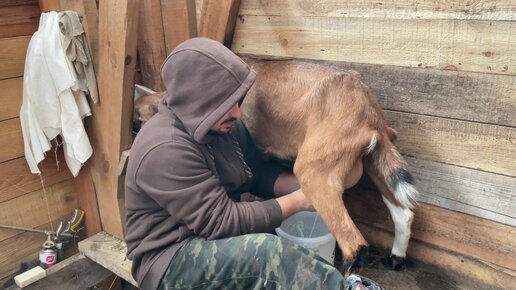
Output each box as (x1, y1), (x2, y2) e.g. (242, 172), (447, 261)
(160, 37), (256, 144)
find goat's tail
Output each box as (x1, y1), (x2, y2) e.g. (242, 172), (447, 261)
(368, 129), (419, 209)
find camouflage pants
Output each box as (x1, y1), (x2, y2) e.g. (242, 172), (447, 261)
(158, 233), (350, 290)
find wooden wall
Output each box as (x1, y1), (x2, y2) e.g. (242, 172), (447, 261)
(0, 0), (79, 287)
(232, 0), (516, 288)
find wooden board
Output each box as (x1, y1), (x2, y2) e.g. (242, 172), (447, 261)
(407, 157), (516, 226)
(137, 0), (166, 92)
(0, 36), (30, 80)
(78, 232), (137, 287)
(22, 254), (113, 290)
(0, 77), (23, 121)
(240, 0), (516, 21)
(346, 187), (516, 272)
(386, 110), (516, 176)
(161, 0), (197, 54)
(0, 4), (40, 38)
(0, 118), (24, 163)
(232, 16), (516, 75)
(325, 60), (516, 127)
(199, 0), (241, 46)
(0, 1), (39, 7)
(0, 179), (77, 242)
(0, 154), (72, 203)
(242, 55), (516, 127)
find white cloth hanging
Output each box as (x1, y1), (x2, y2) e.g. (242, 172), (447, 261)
(20, 11), (93, 177)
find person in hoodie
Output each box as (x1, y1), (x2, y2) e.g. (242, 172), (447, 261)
(124, 37), (383, 290)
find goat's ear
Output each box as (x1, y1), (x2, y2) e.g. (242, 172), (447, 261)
(148, 103), (159, 115)
(387, 127), (398, 141)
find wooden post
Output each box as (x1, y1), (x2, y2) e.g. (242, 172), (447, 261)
(61, 0), (140, 239)
(138, 0), (167, 91)
(161, 0), (198, 54)
(199, 0), (241, 47)
(78, 0), (138, 238)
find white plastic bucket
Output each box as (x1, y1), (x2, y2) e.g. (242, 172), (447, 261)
(275, 211), (336, 264)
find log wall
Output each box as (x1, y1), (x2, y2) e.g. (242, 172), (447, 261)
(232, 0), (515, 288)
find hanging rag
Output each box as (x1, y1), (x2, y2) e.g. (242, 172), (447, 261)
(20, 11), (94, 177)
(58, 10), (99, 104)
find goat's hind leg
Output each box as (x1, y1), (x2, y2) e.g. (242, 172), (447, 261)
(382, 196), (414, 270)
(363, 157), (414, 270)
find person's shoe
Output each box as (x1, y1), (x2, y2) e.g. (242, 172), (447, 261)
(346, 274), (385, 290)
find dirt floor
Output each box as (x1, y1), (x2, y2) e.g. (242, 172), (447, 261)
(350, 246), (503, 290)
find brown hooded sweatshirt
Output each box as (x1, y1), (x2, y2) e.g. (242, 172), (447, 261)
(124, 38), (284, 290)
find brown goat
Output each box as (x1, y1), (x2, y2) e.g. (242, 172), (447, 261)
(133, 58), (418, 274)
(241, 58), (418, 274)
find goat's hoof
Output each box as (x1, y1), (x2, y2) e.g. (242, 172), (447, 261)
(385, 254), (406, 271)
(349, 246), (369, 273)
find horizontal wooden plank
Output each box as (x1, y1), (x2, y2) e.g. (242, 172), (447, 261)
(0, 154), (72, 203)
(0, 22), (39, 38)
(0, 4), (40, 37)
(0, 77), (23, 121)
(0, 36), (30, 80)
(407, 157), (516, 226)
(240, 0), (516, 21)
(0, 179), (78, 242)
(0, 1), (38, 8)
(22, 254), (113, 290)
(346, 187), (516, 272)
(243, 56), (516, 127)
(386, 110), (516, 176)
(0, 213), (76, 285)
(0, 118), (24, 163)
(232, 16), (516, 75)
(357, 223), (516, 289)
(325, 60), (516, 127)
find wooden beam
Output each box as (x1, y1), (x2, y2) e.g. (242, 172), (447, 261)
(161, 0), (197, 54)
(78, 232), (137, 287)
(199, 0), (241, 46)
(138, 0), (167, 91)
(74, 0), (139, 238)
(21, 254), (112, 290)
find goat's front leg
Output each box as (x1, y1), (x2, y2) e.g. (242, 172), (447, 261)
(294, 159), (368, 275)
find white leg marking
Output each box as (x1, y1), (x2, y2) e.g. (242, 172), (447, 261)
(382, 196), (414, 257)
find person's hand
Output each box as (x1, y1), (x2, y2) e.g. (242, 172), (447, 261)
(276, 189), (314, 220)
